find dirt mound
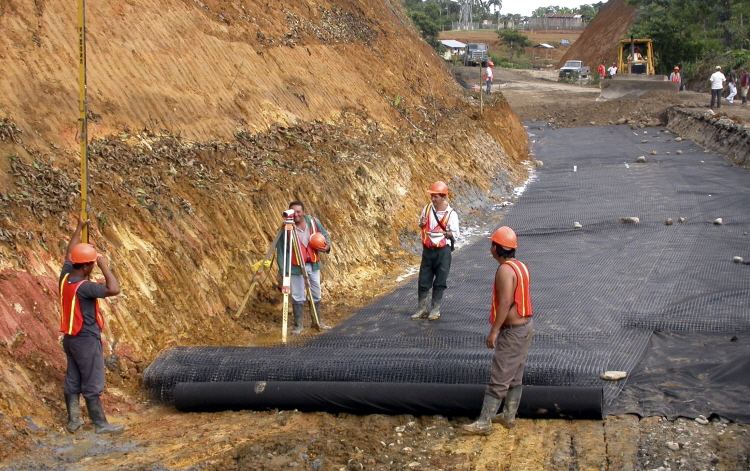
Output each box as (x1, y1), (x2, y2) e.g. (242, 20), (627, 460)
(557, 0), (637, 69)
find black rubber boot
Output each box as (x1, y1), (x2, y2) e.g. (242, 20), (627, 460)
(427, 290), (444, 321)
(292, 303), (304, 335)
(314, 302), (331, 330)
(65, 393), (84, 433)
(410, 291), (429, 320)
(85, 397), (124, 434)
(493, 386), (523, 429)
(461, 394), (502, 435)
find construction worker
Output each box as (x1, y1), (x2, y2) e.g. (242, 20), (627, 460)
(277, 201), (332, 334)
(411, 181), (460, 321)
(709, 66), (726, 109)
(669, 66), (682, 89)
(60, 217), (123, 434)
(608, 62), (618, 77)
(484, 61), (494, 95)
(462, 226), (534, 435)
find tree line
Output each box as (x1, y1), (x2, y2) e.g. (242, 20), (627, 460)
(627, 0), (750, 77)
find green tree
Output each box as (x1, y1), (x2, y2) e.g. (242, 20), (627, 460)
(497, 29), (531, 60)
(409, 11), (440, 44)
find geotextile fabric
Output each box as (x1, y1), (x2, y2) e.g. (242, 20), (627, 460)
(144, 123), (749, 422)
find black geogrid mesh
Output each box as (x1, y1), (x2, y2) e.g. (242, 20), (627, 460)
(144, 123), (750, 407)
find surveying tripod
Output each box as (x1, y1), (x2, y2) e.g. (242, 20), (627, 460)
(235, 209), (321, 343)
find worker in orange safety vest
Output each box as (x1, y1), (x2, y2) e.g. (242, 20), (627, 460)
(411, 181), (460, 322)
(463, 226), (535, 435)
(59, 216), (122, 434)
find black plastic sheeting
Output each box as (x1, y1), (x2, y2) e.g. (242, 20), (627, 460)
(174, 382), (603, 420)
(144, 122), (750, 422)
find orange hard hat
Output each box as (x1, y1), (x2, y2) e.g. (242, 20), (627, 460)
(70, 243), (98, 264)
(488, 61), (494, 66)
(674, 66), (680, 70)
(309, 232), (327, 251)
(489, 226), (517, 249)
(426, 181), (449, 195)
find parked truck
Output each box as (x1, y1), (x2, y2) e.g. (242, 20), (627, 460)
(558, 60), (590, 80)
(464, 43), (489, 67)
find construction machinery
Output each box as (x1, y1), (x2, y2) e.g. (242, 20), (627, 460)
(600, 38), (680, 100)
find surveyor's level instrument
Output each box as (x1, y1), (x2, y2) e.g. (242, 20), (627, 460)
(235, 211), (322, 343)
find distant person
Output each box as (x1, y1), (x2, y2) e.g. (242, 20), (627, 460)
(709, 66), (726, 109)
(412, 181), (460, 322)
(462, 227), (534, 435)
(484, 61), (494, 95)
(740, 67), (749, 105)
(669, 66), (682, 88)
(60, 217), (123, 434)
(597, 61), (606, 80)
(726, 66), (738, 104)
(627, 47), (643, 61)
(608, 62), (618, 77)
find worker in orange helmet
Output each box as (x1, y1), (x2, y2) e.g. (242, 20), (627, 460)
(669, 66), (682, 89)
(485, 61), (495, 95)
(411, 181), (460, 322)
(276, 201), (332, 334)
(463, 226), (534, 435)
(60, 216), (122, 434)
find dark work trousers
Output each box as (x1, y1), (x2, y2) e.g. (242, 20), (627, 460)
(487, 319), (535, 400)
(710, 89), (723, 108)
(417, 246), (452, 294)
(63, 335), (105, 400)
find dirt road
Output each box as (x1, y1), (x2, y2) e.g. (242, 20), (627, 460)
(3, 70), (749, 471)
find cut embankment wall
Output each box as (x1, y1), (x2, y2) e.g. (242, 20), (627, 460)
(668, 108), (750, 168)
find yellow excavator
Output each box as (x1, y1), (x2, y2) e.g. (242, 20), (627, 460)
(600, 38), (680, 100)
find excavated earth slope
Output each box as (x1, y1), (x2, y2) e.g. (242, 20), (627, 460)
(0, 0), (528, 458)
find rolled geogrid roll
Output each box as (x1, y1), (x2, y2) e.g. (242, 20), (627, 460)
(173, 381), (603, 419)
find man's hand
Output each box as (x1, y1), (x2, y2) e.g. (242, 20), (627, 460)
(486, 329), (500, 349)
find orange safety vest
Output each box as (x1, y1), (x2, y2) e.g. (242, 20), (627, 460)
(291, 219), (322, 266)
(489, 259), (532, 324)
(421, 205), (452, 248)
(671, 73), (680, 83)
(59, 273), (103, 335)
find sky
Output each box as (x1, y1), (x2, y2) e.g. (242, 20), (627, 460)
(499, 0), (589, 17)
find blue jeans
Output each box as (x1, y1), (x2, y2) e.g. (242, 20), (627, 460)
(486, 79), (492, 94)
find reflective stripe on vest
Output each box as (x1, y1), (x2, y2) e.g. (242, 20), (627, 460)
(59, 273), (103, 335)
(291, 218), (321, 266)
(489, 259), (532, 324)
(421, 204), (451, 248)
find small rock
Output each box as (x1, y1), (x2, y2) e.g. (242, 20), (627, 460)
(650, 150), (658, 155)
(617, 118), (628, 125)
(573, 222), (582, 228)
(733, 256), (744, 263)
(535, 160), (544, 167)
(619, 217), (640, 224)
(636, 156), (647, 163)
(666, 441), (680, 451)
(678, 217), (687, 223)
(666, 218), (674, 225)
(676, 150), (683, 155)
(713, 218), (723, 225)
(675, 137), (683, 142)
(695, 415), (709, 425)
(641, 140), (648, 143)
(665, 151), (671, 155)
(401, 447), (413, 454)
(589, 121), (596, 125)
(601, 371), (627, 380)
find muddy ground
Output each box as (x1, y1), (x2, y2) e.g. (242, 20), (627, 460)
(2, 69), (749, 471)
